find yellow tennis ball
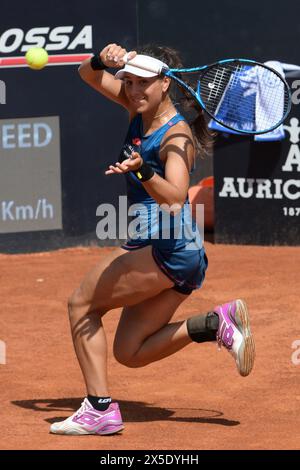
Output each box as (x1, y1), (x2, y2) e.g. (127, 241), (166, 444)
(25, 47), (48, 70)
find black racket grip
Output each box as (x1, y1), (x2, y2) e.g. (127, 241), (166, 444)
(118, 143), (139, 163)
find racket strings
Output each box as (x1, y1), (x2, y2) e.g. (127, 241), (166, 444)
(182, 62), (290, 133)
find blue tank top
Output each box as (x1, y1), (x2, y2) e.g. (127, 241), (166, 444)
(122, 113), (203, 252)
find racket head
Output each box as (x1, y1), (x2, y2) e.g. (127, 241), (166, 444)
(168, 59), (292, 135)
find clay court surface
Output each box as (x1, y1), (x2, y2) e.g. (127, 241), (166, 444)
(0, 242), (299, 450)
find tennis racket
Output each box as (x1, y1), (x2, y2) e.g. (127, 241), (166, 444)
(123, 55), (292, 135)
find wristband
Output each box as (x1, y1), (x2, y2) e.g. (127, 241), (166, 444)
(90, 54), (108, 71)
(134, 161), (154, 182)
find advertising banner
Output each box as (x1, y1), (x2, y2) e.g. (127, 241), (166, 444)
(0, 0), (137, 252)
(214, 77), (300, 245)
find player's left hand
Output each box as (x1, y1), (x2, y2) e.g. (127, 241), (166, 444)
(105, 151), (143, 175)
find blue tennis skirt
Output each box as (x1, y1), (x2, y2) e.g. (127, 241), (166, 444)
(152, 245), (208, 295)
(122, 240), (208, 296)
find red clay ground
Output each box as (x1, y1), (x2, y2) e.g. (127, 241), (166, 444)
(0, 242), (299, 450)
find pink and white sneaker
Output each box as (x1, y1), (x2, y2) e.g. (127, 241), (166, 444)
(214, 299), (255, 377)
(50, 398), (124, 435)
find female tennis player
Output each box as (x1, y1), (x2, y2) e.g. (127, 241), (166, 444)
(50, 43), (255, 436)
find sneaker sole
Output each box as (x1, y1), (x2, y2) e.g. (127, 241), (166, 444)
(99, 424), (125, 435)
(50, 424), (124, 436)
(234, 299), (255, 377)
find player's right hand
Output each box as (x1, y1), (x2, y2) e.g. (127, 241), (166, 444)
(100, 44), (137, 68)
(105, 151), (143, 176)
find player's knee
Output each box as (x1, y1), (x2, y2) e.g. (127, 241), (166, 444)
(67, 288), (85, 318)
(113, 344), (143, 368)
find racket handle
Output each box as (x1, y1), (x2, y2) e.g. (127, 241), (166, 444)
(123, 52), (163, 74)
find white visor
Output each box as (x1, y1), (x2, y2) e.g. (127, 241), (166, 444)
(114, 54), (169, 80)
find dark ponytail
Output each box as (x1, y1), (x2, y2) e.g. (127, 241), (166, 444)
(136, 44), (214, 156)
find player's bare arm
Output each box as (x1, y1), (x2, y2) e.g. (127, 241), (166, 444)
(142, 125), (195, 210)
(78, 43), (136, 108)
(105, 121), (195, 211)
